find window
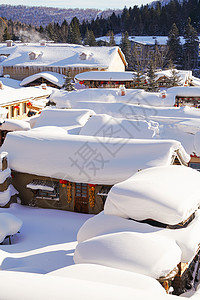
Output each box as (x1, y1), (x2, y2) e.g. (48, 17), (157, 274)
(27, 179), (59, 201)
(189, 162), (200, 171)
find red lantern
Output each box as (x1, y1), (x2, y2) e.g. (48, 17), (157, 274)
(88, 184), (96, 187)
(79, 81), (84, 85)
(59, 179), (68, 187)
(27, 102), (32, 107)
(14, 105), (19, 109)
(100, 81), (104, 84)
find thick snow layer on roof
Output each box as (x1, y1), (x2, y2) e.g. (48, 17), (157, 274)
(0, 44), (122, 69)
(0, 77), (21, 89)
(79, 114), (159, 138)
(191, 76), (200, 86)
(49, 263), (165, 294)
(155, 70), (192, 84)
(50, 88), (175, 107)
(105, 165), (200, 225)
(0, 83), (52, 106)
(0, 212), (22, 243)
(167, 86), (200, 97)
(77, 210), (200, 263)
(0, 168), (11, 185)
(0, 119), (30, 131)
(0, 270), (173, 300)
(20, 72), (65, 88)
(75, 71), (135, 81)
(74, 231), (181, 279)
(33, 108), (95, 129)
(1, 130), (189, 184)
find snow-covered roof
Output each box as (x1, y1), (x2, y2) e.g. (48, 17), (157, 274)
(75, 71), (135, 82)
(77, 209), (200, 264)
(0, 119), (31, 131)
(49, 264), (166, 295)
(0, 43), (125, 69)
(33, 108), (95, 130)
(0, 270), (172, 300)
(20, 72), (65, 88)
(1, 131), (189, 184)
(105, 165), (200, 225)
(50, 88), (175, 108)
(155, 70), (192, 85)
(96, 34), (187, 46)
(0, 82), (52, 106)
(167, 86), (200, 97)
(74, 231), (181, 279)
(79, 114), (159, 139)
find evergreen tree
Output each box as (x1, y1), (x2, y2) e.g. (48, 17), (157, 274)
(67, 17), (82, 44)
(146, 60), (158, 92)
(84, 28), (96, 46)
(120, 31), (132, 69)
(133, 68), (145, 89)
(63, 70), (75, 91)
(107, 30), (116, 46)
(167, 23), (183, 67)
(168, 60), (182, 86)
(3, 27), (11, 41)
(183, 17), (199, 70)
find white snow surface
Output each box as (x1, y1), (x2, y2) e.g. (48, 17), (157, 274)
(79, 114), (159, 138)
(33, 108), (95, 130)
(75, 71), (135, 81)
(0, 212), (22, 243)
(0, 83), (52, 106)
(105, 165), (200, 225)
(74, 231), (182, 279)
(77, 210), (200, 263)
(49, 263), (166, 294)
(1, 131), (189, 184)
(0, 118), (30, 131)
(0, 203), (198, 299)
(20, 71), (65, 88)
(0, 43), (123, 69)
(50, 88), (176, 107)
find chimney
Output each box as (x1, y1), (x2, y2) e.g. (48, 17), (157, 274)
(6, 40), (13, 47)
(40, 40), (46, 46)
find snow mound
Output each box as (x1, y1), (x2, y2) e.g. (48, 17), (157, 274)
(105, 165), (200, 225)
(0, 119), (31, 131)
(79, 114), (159, 138)
(49, 263), (166, 294)
(74, 231), (181, 279)
(0, 212), (22, 243)
(33, 108), (95, 129)
(77, 210), (200, 263)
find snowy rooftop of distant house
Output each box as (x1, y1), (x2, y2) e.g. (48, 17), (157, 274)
(0, 78), (52, 106)
(50, 88), (176, 108)
(75, 71), (136, 82)
(20, 71), (65, 88)
(0, 43), (126, 69)
(1, 130), (189, 184)
(155, 69), (192, 85)
(96, 34), (187, 46)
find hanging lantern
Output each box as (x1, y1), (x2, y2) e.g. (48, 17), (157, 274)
(79, 81), (84, 85)
(115, 81), (119, 84)
(67, 182), (72, 204)
(59, 179), (68, 187)
(14, 105), (19, 109)
(27, 102), (32, 107)
(89, 184), (96, 208)
(100, 81), (104, 84)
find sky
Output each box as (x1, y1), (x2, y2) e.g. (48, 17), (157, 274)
(1, 0), (151, 10)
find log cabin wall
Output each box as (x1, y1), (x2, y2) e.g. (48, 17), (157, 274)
(11, 171), (107, 214)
